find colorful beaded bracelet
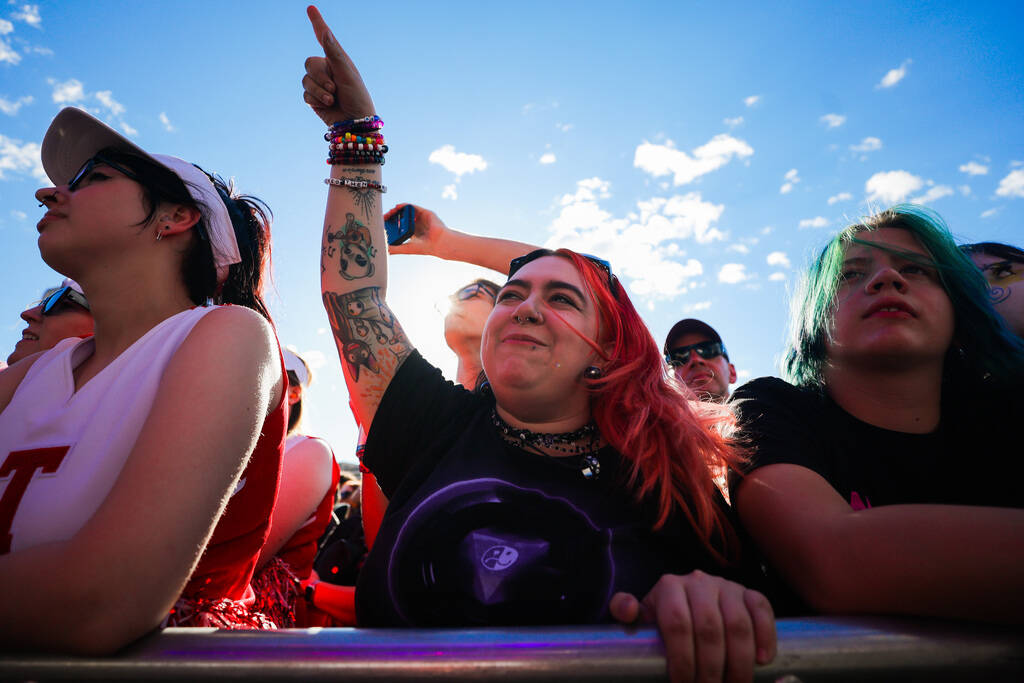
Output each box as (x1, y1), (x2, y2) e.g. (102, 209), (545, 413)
(329, 133), (385, 145)
(325, 115), (383, 139)
(324, 177), (387, 193)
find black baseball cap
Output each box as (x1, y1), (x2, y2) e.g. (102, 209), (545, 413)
(664, 319), (725, 356)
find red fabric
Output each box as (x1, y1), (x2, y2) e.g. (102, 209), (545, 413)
(179, 363), (287, 603)
(277, 448), (340, 580)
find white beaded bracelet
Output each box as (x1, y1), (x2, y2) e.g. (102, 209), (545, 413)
(324, 177), (387, 193)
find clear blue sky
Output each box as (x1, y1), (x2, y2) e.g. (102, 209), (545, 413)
(2, 1), (1022, 462)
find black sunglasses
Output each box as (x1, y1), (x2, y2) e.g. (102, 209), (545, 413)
(508, 249), (618, 296)
(666, 341), (727, 366)
(450, 282), (497, 303)
(40, 286), (90, 316)
(68, 154), (140, 192)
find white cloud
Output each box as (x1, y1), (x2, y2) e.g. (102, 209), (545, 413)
(0, 37), (20, 64)
(780, 168), (800, 194)
(799, 216), (829, 229)
(827, 191), (853, 205)
(539, 152), (556, 165)
(0, 95), (32, 115)
(718, 263), (748, 284)
(958, 185), (971, 196)
(995, 169), (1024, 198)
(684, 301), (712, 313)
(555, 122), (573, 132)
(49, 78), (85, 103)
(95, 90), (125, 116)
(11, 4), (42, 27)
(728, 243), (750, 254)
(766, 251), (791, 268)
(877, 59), (911, 89)
(737, 369), (752, 379)
(634, 134), (753, 186)
(865, 170), (924, 204)
(159, 112), (174, 132)
(441, 184), (458, 200)
(820, 113), (846, 129)
(11, 209), (26, 220)
(769, 272), (787, 281)
(428, 144), (487, 178)
(909, 185), (953, 204)
(120, 121), (137, 136)
(959, 161), (988, 176)
(760, 226), (773, 235)
(980, 208), (998, 219)
(543, 178), (727, 299)
(850, 137), (882, 153)
(0, 134), (46, 181)
(723, 116), (743, 127)
(0, 18), (13, 34)
(1012, 160), (1024, 168)
(744, 95), (760, 107)
(560, 177), (610, 205)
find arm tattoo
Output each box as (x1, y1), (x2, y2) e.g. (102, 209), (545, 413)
(323, 287), (411, 384)
(343, 171), (378, 220)
(324, 213), (377, 281)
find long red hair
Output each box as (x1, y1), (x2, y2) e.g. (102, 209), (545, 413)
(557, 249), (745, 562)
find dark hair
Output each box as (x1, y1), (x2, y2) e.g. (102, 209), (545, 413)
(786, 205), (1024, 391)
(286, 354), (313, 434)
(97, 148), (273, 321)
(960, 241), (1024, 265)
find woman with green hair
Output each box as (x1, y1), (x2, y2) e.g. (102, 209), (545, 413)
(730, 204), (1024, 622)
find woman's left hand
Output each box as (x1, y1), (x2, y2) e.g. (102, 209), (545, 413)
(609, 570), (776, 683)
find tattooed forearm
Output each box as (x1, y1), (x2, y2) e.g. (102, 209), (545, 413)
(341, 171), (378, 220)
(324, 213), (377, 281)
(323, 287), (412, 387)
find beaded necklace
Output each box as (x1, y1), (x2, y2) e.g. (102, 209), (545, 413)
(491, 409), (602, 480)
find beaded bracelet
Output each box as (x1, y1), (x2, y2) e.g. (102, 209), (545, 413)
(329, 132), (385, 145)
(327, 152), (386, 166)
(324, 177), (387, 193)
(329, 142), (388, 152)
(325, 115), (383, 140)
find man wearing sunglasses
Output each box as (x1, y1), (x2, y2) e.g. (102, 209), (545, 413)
(6, 280), (94, 366)
(664, 318), (737, 403)
(445, 279), (500, 389)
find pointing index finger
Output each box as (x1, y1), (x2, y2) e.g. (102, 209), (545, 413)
(307, 5), (342, 59)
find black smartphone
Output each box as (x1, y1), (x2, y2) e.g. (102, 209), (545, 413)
(384, 204), (416, 246)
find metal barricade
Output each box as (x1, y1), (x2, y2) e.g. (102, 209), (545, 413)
(1, 617), (1022, 681)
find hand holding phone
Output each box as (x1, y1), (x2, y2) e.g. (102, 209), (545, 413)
(384, 204), (415, 246)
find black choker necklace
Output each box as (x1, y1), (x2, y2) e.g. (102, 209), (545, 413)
(491, 409), (602, 479)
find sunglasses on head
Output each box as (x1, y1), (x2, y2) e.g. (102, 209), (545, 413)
(39, 286), (90, 316)
(507, 249), (618, 296)
(666, 340), (727, 366)
(67, 154), (140, 193)
(450, 282), (497, 303)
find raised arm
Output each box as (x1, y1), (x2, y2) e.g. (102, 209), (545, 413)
(304, 6), (411, 428)
(385, 203), (537, 275)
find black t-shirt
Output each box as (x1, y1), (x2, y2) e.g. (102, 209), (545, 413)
(358, 351), (754, 627)
(729, 376), (1023, 614)
(730, 377), (1022, 509)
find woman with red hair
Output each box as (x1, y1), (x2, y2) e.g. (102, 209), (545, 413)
(302, 7), (774, 681)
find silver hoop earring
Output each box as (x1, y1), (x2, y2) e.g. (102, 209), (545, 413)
(156, 226), (167, 242)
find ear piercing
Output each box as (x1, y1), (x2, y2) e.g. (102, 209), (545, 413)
(583, 366), (604, 380)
